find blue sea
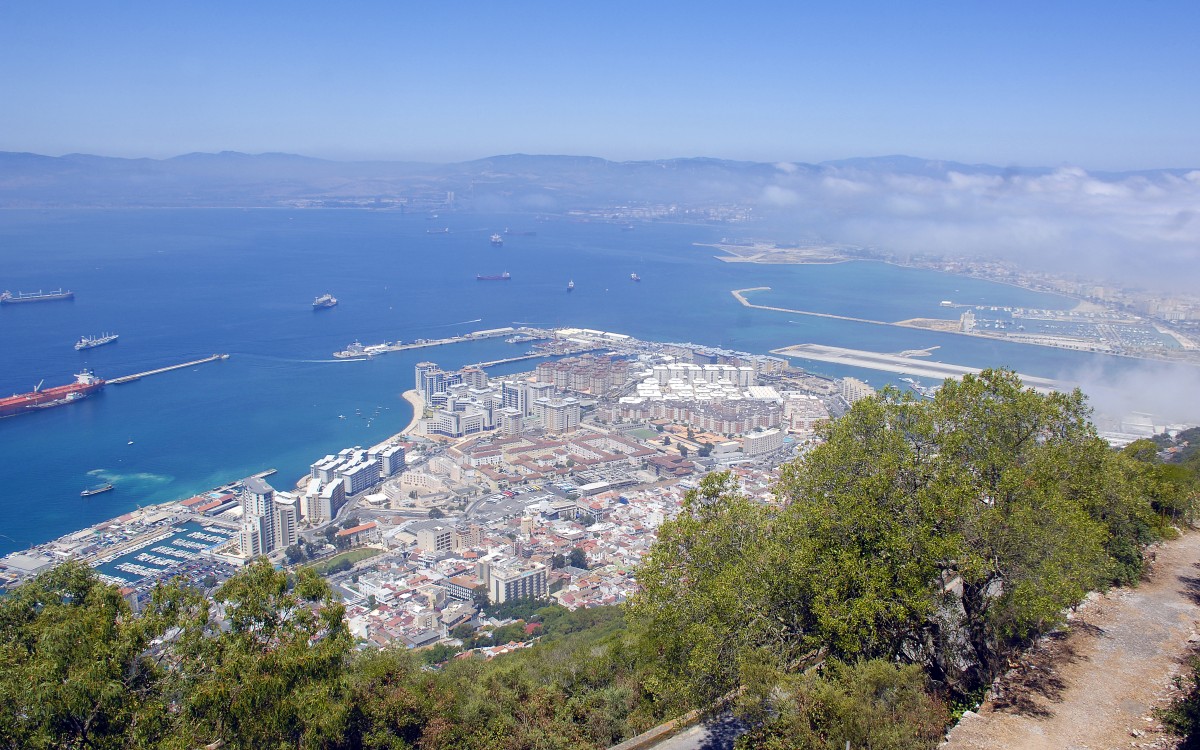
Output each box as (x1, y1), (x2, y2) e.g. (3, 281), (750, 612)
(0, 209), (1184, 555)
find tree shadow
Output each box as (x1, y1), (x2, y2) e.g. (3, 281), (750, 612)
(991, 622), (1103, 718)
(695, 713), (749, 750)
(1177, 573), (1200, 606)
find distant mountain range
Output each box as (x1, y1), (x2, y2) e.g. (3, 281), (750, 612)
(0, 150), (1192, 210)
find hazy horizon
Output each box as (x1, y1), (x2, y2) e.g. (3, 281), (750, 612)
(3, 3), (1199, 170)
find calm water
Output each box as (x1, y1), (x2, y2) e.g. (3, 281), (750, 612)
(0, 209), (1175, 554)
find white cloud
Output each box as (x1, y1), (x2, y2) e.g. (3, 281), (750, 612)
(757, 164), (1200, 291)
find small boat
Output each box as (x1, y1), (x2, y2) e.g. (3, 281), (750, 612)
(630, 273), (641, 282)
(81, 483), (114, 497)
(127, 440), (134, 445)
(490, 234), (504, 246)
(567, 280), (575, 291)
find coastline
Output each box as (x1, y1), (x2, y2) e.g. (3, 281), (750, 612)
(400, 390), (424, 435)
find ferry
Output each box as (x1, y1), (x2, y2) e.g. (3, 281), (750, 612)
(75, 332), (119, 350)
(313, 293), (338, 309)
(81, 482), (115, 497)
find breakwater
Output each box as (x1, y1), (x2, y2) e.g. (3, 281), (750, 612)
(108, 354), (230, 384)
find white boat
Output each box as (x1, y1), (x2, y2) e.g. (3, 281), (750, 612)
(75, 332), (119, 350)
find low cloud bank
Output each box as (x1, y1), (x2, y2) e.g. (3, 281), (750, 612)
(758, 164), (1200, 292)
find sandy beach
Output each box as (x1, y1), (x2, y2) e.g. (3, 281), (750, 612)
(400, 390), (424, 435)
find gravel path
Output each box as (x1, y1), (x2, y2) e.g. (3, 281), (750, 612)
(943, 531), (1200, 750)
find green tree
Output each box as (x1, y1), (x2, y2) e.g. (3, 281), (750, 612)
(0, 561), (185, 749)
(284, 543), (305, 564)
(429, 507), (445, 519)
(568, 548), (589, 570)
(736, 659), (949, 750)
(166, 559), (354, 749)
(631, 370), (1162, 706)
(628, 471), (786, 707)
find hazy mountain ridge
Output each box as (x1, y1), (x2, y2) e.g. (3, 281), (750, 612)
(1, 150), (1190, 209)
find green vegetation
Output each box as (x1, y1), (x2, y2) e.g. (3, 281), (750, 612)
(309, 547), (382, 575)
(4, 369), (1197, 749)
(629, 370), (1199, 733)
(1159, 655), (1200, 746)
(0, 562), (660, 749)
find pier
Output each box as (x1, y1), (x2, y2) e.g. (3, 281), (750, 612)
(108, 354), (229, 384)
(333, 327), (550, 359)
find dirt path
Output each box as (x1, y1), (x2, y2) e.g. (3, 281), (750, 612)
(944, 531), (1200, 750)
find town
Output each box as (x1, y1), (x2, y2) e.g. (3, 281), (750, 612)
(0, 327), (871, 657)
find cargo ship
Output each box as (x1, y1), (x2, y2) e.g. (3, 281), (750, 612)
(75, 332), (118, 350)
(490, 234), (504, 246)
(476, 272), (511, 281)
(1, 289), (74, 305)
(504, 228), (537, 236)
(0, 370), (105, 418)
(81, 482), (114, 497)
(313, 294), (338, 309)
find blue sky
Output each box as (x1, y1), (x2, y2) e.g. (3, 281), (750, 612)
(2, 2), (1197, 169)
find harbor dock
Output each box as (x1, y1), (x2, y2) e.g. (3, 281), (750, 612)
(108, 354), (229, 384)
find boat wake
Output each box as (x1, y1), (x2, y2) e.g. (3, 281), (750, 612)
(87, 469), (173, 485)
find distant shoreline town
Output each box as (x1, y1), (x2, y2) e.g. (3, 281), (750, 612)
(705, 241), (1200, 365)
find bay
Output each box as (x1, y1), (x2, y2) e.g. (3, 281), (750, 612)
(0, 209), (1179, 554)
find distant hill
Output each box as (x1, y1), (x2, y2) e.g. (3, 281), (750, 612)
(0, 150), (1191, 210)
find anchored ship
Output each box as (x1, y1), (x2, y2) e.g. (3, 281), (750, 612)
(490, 234), (504, 246)
(476, 272), (511, 281)
(1, 289), (74, 305)
(81, 482), (114, 497)
(75, 332), (118, 350)
(313, 294), (338, 309)
(0, 370), (105, 418)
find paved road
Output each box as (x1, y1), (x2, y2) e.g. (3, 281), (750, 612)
(650, 713), (747, 750)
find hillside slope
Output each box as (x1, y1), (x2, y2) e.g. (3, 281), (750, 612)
(945, 531), (1200, 750)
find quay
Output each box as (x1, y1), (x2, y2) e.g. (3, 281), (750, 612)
(468, 346), (605, 370)
(333, 326), (548, 359)
(108, 354), (229, 385)
(773, 343), (1071, 392)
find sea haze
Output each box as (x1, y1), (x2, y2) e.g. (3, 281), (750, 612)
(0, 209), (1175, 555)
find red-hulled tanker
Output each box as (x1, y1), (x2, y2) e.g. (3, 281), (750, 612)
(0, 370), (105, 418)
